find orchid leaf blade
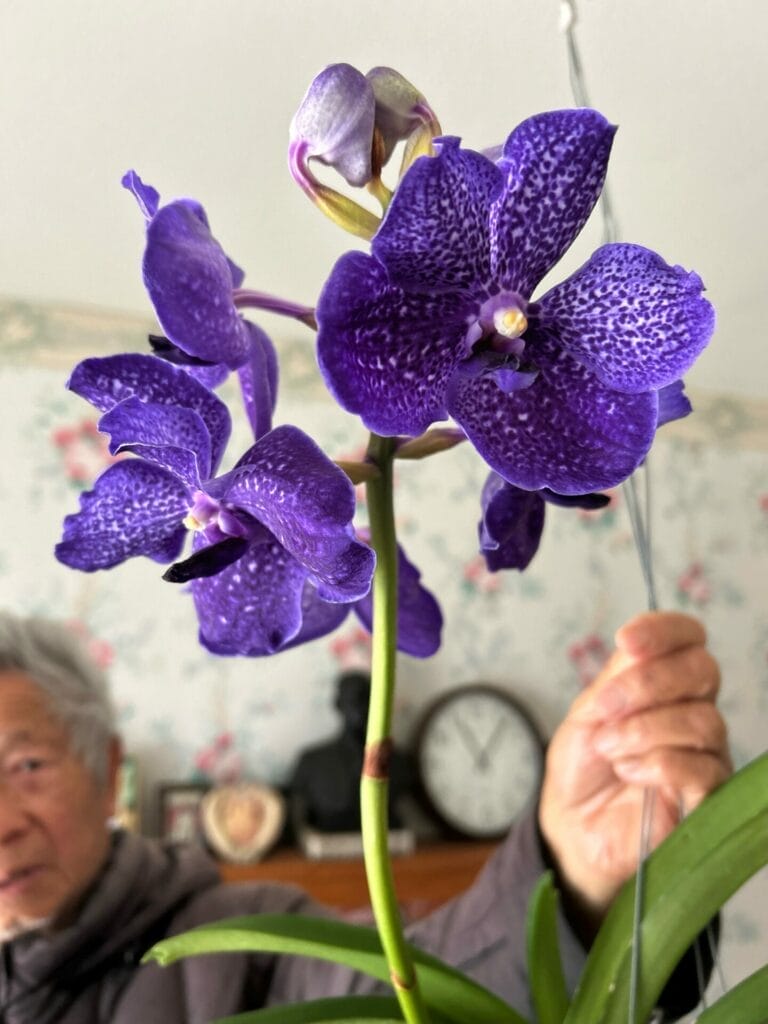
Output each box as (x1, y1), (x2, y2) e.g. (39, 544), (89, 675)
(526, 872), (569, 1024)
(695, 965), (768, 1024)
(564, 754), (768, 1024)
(145, 913), (527, 1024)
(213, 994), (410, 1023)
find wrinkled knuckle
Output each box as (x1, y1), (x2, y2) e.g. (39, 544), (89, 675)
(686, 645), (720, 695)
(689, 704), (719, 748)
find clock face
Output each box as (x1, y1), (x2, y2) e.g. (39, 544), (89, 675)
(416, 686), (543, 839)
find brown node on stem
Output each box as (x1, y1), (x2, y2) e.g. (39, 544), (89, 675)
(363, 738), (393, 780)
(389, 968), (415, 991)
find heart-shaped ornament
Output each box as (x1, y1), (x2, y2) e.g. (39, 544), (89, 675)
(201, 782), (285, 863)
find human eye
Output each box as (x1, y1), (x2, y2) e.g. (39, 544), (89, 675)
(8, 755), (49, 776)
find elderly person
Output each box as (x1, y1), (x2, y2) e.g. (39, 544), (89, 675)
(0, 610), (729, 1023)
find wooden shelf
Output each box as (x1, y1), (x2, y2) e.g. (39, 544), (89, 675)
(219, 840), (499, 914)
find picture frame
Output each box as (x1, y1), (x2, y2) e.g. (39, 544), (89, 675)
(157, 782), (209, 844)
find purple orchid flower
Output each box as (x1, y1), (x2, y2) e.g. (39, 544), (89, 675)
(122, 170), (253, 371)
(54, 354), (376, 656)
(316, 111), (715, 495)
(122, 172), (310, 439)
(479, 473), (610, 572)
(478, 378), (692, 571)
(201, 534), (442, 659)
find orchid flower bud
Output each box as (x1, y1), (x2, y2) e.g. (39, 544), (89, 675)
(289, 63), (441, 238)
(289, 63), (380, 239)
(290, 64), (375, 188)
(366, 66), (442, 178)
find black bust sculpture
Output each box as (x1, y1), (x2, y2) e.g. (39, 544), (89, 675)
(289, 670), (415, 833)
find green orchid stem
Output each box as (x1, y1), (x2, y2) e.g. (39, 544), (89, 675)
(362, 432), (431, 1024)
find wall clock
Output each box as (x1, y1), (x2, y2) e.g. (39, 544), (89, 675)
(414, 684), (545, 840)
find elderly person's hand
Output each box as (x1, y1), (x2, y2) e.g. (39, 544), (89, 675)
(539, 611), (731, 932)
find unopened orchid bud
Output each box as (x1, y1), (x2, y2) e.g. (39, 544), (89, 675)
(289, 63), (381, 238)
(289, 63), (375, 188)
(366, 66), (442, 177)
(290, 63), (442, 236)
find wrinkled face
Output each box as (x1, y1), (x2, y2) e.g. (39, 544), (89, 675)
(0, 670), (118, 937)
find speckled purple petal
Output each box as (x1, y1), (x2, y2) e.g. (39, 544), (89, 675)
(478, 474), (545, 572)
(354, 543), (443, 658)
(281, 582), (352, 650)
(55, 460), (189, 570)
(192, 534), (307, 656)
(148, 334), (230, 389)
(656, 380), (692, 427)
(143, 199), (250, 369)
(373, 137), (502, 292)
(99, 397), (211, 487)
(237, 321), (279, 440)
(317, 250), (472, 436)
(490, 110), (616, 297)
(446, 334), (658, 494)
(209, 425), (375, 602)
(290, 63), (375, 187)
(68, 354), (231, 475)
(122, 169), (159, 220)
(535, 244), (715, 392)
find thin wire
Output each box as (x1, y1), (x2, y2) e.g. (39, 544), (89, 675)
(556, 5), (721, 1020)
(629, 787), (657, 1024)
(623, 474), (658, 612)
(560, 0), (618, 246)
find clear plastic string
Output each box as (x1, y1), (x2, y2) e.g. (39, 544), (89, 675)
(629, 786), (657, 1024)
(557, 3), (723, 1017)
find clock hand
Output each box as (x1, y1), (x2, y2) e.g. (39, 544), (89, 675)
(453, 716), (485, 770)
(477, 715), (510, 769)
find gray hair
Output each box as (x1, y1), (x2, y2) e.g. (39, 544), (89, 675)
(0, 612), (117, 784)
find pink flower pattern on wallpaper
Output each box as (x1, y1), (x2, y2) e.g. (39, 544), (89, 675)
(676, 561), (712, 606)
(52, 418), (124, 487)
(462, 554), (502, 594)
(65, 619), (115, 669)
(575, 489), (619, 528)
(194, 732), (244, 784)
(567, 633), (611, 687)
(329, 624), (372, 670)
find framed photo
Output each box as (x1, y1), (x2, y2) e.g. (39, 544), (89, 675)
(157, 782), (209, 844)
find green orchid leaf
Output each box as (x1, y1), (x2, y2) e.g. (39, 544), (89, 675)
(696, 964), (768, 1024)
(526, 872), (569, 1024)
(146, 913), (527, 1024)
(213, 994), (408, 1023)
(565, 753), (768, 1024)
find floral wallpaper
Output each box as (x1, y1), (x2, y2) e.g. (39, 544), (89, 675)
(1, 296), (766, 995)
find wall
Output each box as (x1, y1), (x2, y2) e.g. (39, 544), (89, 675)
(0, 295), (765, 996)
